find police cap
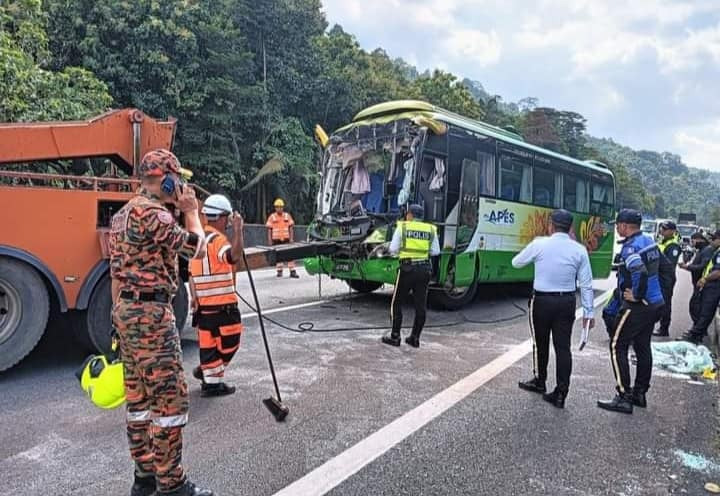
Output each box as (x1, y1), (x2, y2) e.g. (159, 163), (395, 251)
(659, 220), (677, 230)
(615, 208), (642, 225)
(550, 209), (573, 229)
(408, 204), (425, 220)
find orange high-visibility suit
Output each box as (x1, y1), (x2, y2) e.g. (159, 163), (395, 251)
(189, 226), (242, 383)
(266, 211), (296, 274)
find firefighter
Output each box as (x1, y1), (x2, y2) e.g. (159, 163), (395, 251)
(266, 198), (298, 278)
(382, 204), (440, 348)
(653, 221), (681, 337)
(597, 209), (664, 414)
(109, 149), (213, 496)
(678, 230), (720, 344)
(189, 194), (244, 397)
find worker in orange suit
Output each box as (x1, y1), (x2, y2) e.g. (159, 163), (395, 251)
(266, 198), (299, 278)
(189, 194), (244, 397)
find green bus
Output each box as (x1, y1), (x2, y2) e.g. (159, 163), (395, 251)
(304, 100), (615, 309)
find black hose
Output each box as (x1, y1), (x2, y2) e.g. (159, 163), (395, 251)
(234, 289), (527, 334)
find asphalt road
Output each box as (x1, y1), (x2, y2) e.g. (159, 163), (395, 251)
(1, 268), (718, 495)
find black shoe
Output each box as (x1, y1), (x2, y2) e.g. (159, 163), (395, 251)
(276, 271), (283, 278)
(192, 366), (203, 382)
(597, 393), (633, 414)
(518, 377), (546, 394)
(200, 383), (236, 397)
(405, 335), (420, 348)
(158, 480), (213, 496)
(676, 332), (702, 345)
(381, 332), (401, 347)
(652, 328), (669, 337)
(542, 389), (567, 409)
(631, 390), (647, 408)
(290, 270), (299, 279)
(131, 475), (156, 496)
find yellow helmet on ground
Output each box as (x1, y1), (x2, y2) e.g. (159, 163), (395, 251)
(273, 198), (285, 207)
(76, 354), (126, 409)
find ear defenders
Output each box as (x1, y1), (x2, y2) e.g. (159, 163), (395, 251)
(161, 174), (177, 195)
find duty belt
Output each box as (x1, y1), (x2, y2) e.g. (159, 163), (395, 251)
(533, 290), (575, 297)
(119, 290), (170, 303)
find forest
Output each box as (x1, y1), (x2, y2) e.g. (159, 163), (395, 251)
(2, 0), (717, 224)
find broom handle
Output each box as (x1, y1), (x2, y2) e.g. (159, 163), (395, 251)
(241, 249), (283, 403)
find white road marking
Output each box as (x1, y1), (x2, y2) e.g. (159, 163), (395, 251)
(241, 298), (345, 320)
(272, 289), (614, 496)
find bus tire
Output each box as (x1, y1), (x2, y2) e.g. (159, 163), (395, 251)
(0, 258), (50, 372)
(428, 279), (478, 310)
(346, 279), (383, 293)
(74, 276), (190, 353)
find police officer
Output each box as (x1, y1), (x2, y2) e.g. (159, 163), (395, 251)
(678, 230), (720, 344)
(597, 209), (664, 414)
(602, 253), (623, 338)
(679, 232), (713, 324)
(382, 204), (440, 348)
(110, 149), (213, 496)
(653, 221), (681, 337)
(512, 209), (594, 409)
(189, 194), (244, 397)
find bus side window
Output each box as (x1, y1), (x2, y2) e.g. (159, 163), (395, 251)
(533, 167), (560, 208)
(499, 155), (531, 203)
(590, 180), (614, 216)
(563, 174), (589, 213)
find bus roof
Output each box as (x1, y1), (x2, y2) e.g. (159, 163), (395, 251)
(344, 100), (613, 178)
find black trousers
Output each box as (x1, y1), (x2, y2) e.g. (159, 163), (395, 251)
(391, 263), (431, 338)
(529, 293), (576, 392)
(610, 304), (660, 395)
(689, 286), (703, 325)
(657, 278), (676, 332)
(689, 283), (720, 339)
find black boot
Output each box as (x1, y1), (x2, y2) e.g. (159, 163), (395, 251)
(652, 328), (669, 337)
(130, 474), (156, 496)
(290, 270), (299, 279)
(404, 335), (420, 348)
(676, 332), (702, 344)
(597, 393), (633, 414)
(158, 480), (213, 496)
(518, 377), (546, 394)
(631, 389), (647, 408)
(542, 388), (567, 409)
(201, 382), (236, 397)
(381, 332), (401, 347)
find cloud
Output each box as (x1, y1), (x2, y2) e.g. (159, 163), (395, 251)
(674, 120), (720, 171)
(321, 0), (720, 170)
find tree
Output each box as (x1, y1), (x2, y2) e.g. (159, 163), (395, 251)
(409, 70), (484, 119)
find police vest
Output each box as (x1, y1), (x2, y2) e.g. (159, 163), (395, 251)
(658, 234), (681, 256)
(189, 227), (237, 308)
(703, 248), (720, 278)
(398, 221), (436, 260)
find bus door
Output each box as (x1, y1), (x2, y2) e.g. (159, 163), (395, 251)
(451, 157), (482, 286)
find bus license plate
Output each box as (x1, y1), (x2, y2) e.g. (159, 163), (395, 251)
(335, 262), (352, 272)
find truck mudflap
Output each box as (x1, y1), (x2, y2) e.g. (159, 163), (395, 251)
(236, 241), (337, 271)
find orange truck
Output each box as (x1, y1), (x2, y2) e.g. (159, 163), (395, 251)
(0, 109), (192, 371)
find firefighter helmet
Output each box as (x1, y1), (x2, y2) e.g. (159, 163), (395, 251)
(273, 198), (285, 208)
(76, 354), (125, 409)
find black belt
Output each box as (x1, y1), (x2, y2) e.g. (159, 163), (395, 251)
(119, 290), (170, 303)
(198, 304), (238, 314)
(400, 259), (429, 266)
(533, 290), (575, 297)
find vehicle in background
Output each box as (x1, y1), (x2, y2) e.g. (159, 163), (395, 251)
(305, 100), (615, 309)
(641, 218), (673, 241)
(0, 110), (196, 371)
(678, 222), (699, 263)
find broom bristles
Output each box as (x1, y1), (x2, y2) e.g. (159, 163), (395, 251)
(240, 157), (284, 191)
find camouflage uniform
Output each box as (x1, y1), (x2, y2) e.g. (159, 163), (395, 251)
(110, 151), (202, 493)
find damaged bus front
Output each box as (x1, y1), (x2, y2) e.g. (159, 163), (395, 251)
(304, 100), (615, 309)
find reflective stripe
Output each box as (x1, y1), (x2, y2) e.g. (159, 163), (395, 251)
(611, 309), (631, 394)
(202, 364), (225, 377)
(192, 273), (234, 284)
(127, 410), (151, 422)
(703, 248), (720, 278)
(528, 296), (538, 378)
(153, 414), (188, 428)
(204, 375), (223, 384)
(195, 286), (236, 297)
(218, 245), (231, 263)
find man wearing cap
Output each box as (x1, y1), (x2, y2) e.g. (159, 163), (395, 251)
(597, 209), (664, 414)
(678, 230), (720, 344)
(382, 203), (440, 348)
(512, 209), (594, 409)
(110, 149), (213, 496)
(653, 221), (682, 337)
(189, 194), (244, 397)
(679, 232), (713, 324)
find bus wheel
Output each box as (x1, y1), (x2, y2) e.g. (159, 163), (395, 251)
(347, 279), (383, 293)
(428, 280), (478, 310)
(74, 276), (191, 353)
(0, 258), (50, 371)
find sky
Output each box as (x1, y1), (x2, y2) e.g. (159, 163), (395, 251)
(321, 0), (720, 172)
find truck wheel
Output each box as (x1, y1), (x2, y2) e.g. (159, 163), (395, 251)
(346, 279), (383, 293)
(428, 279), (478, 310)
(0, 258), (50, 371)
(75, 276), (191, 353)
